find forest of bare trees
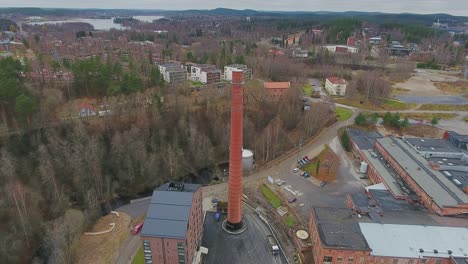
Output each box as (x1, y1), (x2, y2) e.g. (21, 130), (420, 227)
(0, 77), (333, 263)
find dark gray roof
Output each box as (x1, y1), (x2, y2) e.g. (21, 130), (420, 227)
(448, 131), (468, 142)
(452, 257), (468, 264)
(141, 182), (201, 239)
(312, 208), (370, 251)
(146, 204), (191, 221)
(143, 219), (188, 239)
(405, 137), (461, 153)
(377, 138), (468, 207)
(347, 128), (383, 150)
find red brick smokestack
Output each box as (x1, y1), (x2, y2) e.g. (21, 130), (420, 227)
(226, 70), (244, 231)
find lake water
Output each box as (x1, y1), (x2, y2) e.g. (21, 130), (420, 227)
(27, 15), (164, 30)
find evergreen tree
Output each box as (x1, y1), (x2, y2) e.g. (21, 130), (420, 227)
(341, 130), (351, 151)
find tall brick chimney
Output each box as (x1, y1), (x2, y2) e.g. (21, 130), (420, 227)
(226, 70), (244, 231)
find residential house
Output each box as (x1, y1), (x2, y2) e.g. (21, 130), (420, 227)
(79, 102), (96, 117)
(325, 77), (347, 96)
(321, 45), (359, 54)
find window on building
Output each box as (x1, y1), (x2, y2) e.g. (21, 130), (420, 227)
(408, 260), (414, 264)
(143, 240), (152, 264)
(337, 256), (343, 262)
(392, 260), (398, 264)
(324, 256), (333, 262)
(435, 261), (441, 264)
(348, 256), (354, 262)
(421, 260), (426, 264)
(177, 242), (185, 264)
(359, 257), (365, 264)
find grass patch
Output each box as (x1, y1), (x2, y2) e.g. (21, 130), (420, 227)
(260, 184), (282, 208)
(334, 97), (416, 111)
(190, 81), (204, 86)
(284, 215), (297, 228)
(334, 97), (380, 110)
(418, 104), (468, 111)
(303, 85), (313, 96)
(132, 247), (144, 264)
(434, 81), (468, 95)
(381, 99), (416, 110)
(335, 107), (353, 121)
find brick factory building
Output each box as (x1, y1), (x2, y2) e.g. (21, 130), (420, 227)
(347, 129), (468, 216)
(141, 182), (203, 264)
(309, 207), (468, 264)
(263, 81), (290, 99)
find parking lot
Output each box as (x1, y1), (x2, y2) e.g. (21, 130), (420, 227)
(270, 136), (366, 218)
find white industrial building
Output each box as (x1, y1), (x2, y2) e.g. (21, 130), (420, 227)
(224, 64), (252, 81)
(325, 77), (347, 96)
(188, 64), (217, 82)
(158, 63), (187, 84)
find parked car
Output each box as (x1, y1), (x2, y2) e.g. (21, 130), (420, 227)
(288, 197), (297, 203)
(277, 180), (286, 186)
(300, 172), (305, 176)
(320, 182), (327, 188)
(304, 155), (310, 160)
(303, 173), (310, 178)
(132, 222), (144, 235)
(293, 168), (299, 173)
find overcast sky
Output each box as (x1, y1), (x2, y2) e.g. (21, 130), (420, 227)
(1, 0), (467, 16)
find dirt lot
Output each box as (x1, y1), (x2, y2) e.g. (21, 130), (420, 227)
(393, 69), (462, 96)
(74, 212), (133, 264)
(376, 124), (445, 138)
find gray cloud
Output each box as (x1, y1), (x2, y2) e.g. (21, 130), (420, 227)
(1, 0), (467, 16)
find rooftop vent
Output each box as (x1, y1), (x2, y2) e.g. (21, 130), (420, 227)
(448, 250), (453, 255)
(167, 182), (185, 191)
(434, 249), (438, 254)
(419, 249), (424, 253)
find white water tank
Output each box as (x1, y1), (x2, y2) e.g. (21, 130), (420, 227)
(242, 149), (254, 170)
(360, 161), (368, 174)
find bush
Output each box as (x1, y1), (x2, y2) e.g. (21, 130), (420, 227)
(416, 60), (441, 70)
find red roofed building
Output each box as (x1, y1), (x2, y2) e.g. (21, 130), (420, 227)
(263, 82), (290, 99)
(79, 102), (97, 117)
(325, 77), (347, 96)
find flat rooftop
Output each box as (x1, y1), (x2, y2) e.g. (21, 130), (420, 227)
(405, 137), (461, 153)
(312, 208), (370, 251)
(202, 209), (287, 264)
(347, 128), (383, 150)
(359, 223), (468, 259)
(362, 149), (404, 197)
(141, 182), (201, 239)
(377, 137), (468, 208)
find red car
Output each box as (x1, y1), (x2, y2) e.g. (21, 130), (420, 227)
(288, 197), (297, 203)
(131, 222), (144, 235)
